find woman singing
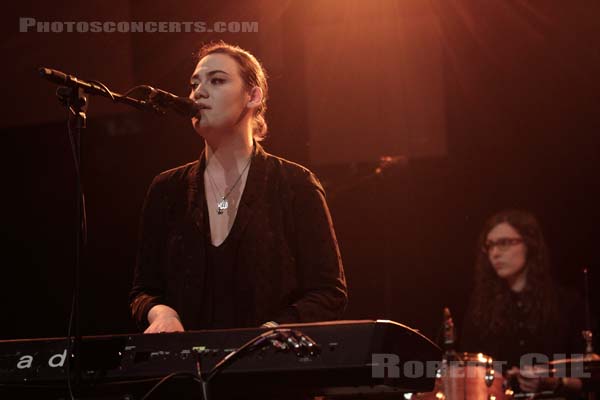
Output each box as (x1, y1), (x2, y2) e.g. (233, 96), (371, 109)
(129, 41), (347, 334)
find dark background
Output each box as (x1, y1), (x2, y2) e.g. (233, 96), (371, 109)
(1, 0), (598, 352)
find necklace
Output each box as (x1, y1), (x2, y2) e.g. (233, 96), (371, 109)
(205, 148), (253, 215)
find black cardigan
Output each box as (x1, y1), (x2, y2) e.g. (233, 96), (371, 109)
(129, 143), (348, 330)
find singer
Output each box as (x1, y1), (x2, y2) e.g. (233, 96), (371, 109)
(460, 209), (591, 397)
(129, 41), (347, 333)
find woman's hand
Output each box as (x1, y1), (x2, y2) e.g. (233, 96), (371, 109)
(144, 304), (184, 334)
(507, 366), (566, 394)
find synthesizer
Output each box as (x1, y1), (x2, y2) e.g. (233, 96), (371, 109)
(0, 319), (441, 398)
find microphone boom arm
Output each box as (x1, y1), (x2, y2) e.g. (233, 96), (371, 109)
(39, 67), (164, 115)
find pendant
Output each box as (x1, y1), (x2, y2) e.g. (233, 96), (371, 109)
(217, 197), (228, 215)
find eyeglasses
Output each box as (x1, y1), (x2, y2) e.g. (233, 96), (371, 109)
(482, 237), (524, 253)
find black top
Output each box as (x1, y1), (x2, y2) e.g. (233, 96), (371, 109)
(461, 285), (587, 369)
(129, 142), (348, 330)
(201, 191), (238, 329)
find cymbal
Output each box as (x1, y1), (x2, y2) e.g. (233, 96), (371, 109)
(548, 354), (600, 366)
(547, 356), (600, 382)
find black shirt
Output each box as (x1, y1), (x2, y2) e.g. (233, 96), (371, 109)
(129, 142), (348, 330)
(461, 286), (587, 369)
(201, 191), (239, 329)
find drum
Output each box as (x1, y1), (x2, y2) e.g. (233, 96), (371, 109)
(415, 352), (506, 400)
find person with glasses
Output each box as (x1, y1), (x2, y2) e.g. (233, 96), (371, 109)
(460, 209), (588, 398)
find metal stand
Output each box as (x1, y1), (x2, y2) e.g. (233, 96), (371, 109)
(56, 85), (88, 399)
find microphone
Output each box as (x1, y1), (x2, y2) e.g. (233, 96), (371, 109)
(39, 67), (108, 95)
(443, 307), (455, 346)
(442, 307), (459, 361)
(39, 67), (199, 118)
(39, 67), (74, 85)
(147, 87), (200, 119)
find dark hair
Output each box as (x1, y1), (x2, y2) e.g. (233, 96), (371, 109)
(196, 41), (269, 141)
(467, 209), (559, 337)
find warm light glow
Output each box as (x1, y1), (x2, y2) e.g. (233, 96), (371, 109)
(303, 0), (446, 164)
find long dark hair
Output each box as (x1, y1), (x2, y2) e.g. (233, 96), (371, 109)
(468, 209), (559, 337)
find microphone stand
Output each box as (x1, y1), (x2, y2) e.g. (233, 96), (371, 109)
(40, 68), (167, 399)
(581, 268), (599, 400)
(53, 85), (87, 399)
(582, 268), (598, 360)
